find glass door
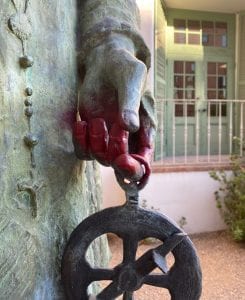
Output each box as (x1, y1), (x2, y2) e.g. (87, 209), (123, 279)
(173, 60), (197, 156)
(205, 61), (230, 155)
(165, 59), (231, 159)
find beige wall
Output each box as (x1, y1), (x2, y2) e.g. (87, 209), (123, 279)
(102, 166), (226, 234)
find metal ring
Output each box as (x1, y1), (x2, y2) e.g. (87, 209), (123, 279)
(114, 154), (151, 193)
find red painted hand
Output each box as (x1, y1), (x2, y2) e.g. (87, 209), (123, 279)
(73, 34), (156, 188)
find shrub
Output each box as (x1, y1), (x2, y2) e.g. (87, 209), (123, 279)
(210, 149), (245, 242)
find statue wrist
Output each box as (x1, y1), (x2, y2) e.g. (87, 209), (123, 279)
(78, 17), (151, 70)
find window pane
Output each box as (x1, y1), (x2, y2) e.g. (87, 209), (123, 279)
(202, 21), (214, 33)
(174, 61), (196, 116)
(221, 103), (227, 116)
(218, 77), (226, 88)
(185, 76), (195, 88)
(175, 104), (184, 117)
(218, 63), (227, 75)
(207, 90), (216, 99)
(215, 35), (227, 47)
(174, 19), (186, 30)
(174, 75), (184, 88)
(202, 34), (214, 46)
(174, 89), (184, 99)
(185, 90), (195, 99)
(202, 21), (214, 46)
(188, 33), (200, 45)
(208, 62), (216, 74)
(215, 22), (227, 47)
(188, 20), (200, 31)
(174, 61), (184, 73)
(185, 62), (195, 73)
(218, 90), (226, 99)
(174, 32), (186, 44)
(187, 104), (195, 117)
(208, 76), (216, 89)
(215, 22), (227, 34)
(210, 104), (217, 116)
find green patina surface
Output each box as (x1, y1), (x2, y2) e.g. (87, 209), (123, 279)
(0, 1), (111, 299)
(0, 0), (150, 297)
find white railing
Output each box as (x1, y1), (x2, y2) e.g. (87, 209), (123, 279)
(154, 99), (245, 166)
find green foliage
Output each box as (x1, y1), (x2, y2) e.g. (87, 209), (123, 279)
(210, 147), (245, 242)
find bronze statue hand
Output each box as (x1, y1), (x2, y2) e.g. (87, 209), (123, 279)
(73, 33), (156, 186)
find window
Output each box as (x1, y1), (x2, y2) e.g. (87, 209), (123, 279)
(202, 22), (227, 47)
(187, 20), (201, 45)
(174, 19), (201, 45)
(202, 21), (214, 46)
(174, 61), (195, 117)
(207, 62), (227, 116)
(174, 19), (227, 48)
(174, 19), (186, 44)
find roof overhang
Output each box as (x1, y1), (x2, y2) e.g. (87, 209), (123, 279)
(163, 0), (245, 14)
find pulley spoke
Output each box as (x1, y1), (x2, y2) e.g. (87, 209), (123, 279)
(135, 233), (186, 276)
(97, 281), (123, 299)
(134, 246), (157, 276)
(154, 233), (186, 258)
(153, 251), (169, 273)
(122, 237), (138, 264)
(90, 268), (116, 281)
(123, 291), (134, 300)
(143, 274), (169, 289)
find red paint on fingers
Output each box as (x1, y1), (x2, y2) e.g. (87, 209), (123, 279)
(108, 123), (129, 162)
(89, 118), (109, 165)
(72, 120), (93, 159)
(113, 154), (144, 182)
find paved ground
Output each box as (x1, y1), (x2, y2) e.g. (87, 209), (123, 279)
(99, 231), (245, 299)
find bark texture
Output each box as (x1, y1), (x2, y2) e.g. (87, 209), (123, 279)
(0, 1), (108, 299)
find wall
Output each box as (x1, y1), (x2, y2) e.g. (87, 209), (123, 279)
(102, 167), (227, 234)
(101, 167), (125, 208)
(136, 0), (155, 92)
(140, 171), (227, 234)
(154, 0), (167, 161)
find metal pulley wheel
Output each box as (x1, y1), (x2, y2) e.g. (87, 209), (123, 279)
(61, 202), (202, 300)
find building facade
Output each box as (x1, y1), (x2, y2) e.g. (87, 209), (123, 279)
(154, 0), (245, 166)
(102, 1), (245, 234)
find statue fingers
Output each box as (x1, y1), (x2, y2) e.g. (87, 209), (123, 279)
(136, 113), (155, 164)
(129, 91), (157, 164)
(107, 123), (143, 182)
(73, 118), (92, 160)
(88, 118), (109, 166)
(107, 123), (129, 161)
(105, 48), (147, 133)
